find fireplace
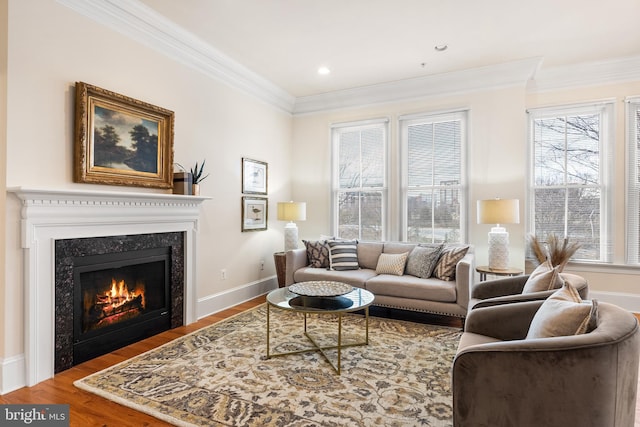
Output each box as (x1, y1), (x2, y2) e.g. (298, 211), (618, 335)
(55, 232), (184, 373)
(72, 247), (171, 365)
(10, 187), (207, 387)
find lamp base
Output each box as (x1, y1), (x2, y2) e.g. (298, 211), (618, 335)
(284, 222), (299, 252)
(487, 226), (509, 270)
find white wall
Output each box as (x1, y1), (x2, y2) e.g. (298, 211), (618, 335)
(1, 0), (292, 382)
(291, 79), (640, 307)
(292, 86), (528, 267)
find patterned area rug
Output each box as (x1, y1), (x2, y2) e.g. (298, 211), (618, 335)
(75, 304), (462, 426)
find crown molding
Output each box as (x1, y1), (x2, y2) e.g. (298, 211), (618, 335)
(56, 0), (640, 116)
(528, 54), (640, 93)
(57, 0), (296, 113)
(292, 57), (543, 115)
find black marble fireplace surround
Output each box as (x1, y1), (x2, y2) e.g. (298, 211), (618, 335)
(54, 232), (184, 373)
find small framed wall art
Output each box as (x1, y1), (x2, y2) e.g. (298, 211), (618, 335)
(242, 196), (268, 232)
(74, 81), (175, 189)
(242, 157), (267, 194)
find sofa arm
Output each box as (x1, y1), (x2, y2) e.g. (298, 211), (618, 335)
(454, 252), (474, 310)
(470, 275), (529, 300)
(285, 248), (308, 286)
(464, 300), (543, 341)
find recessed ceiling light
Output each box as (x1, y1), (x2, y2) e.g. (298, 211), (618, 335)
(317, 66), (331, 75)
(434, 44), (448, 52)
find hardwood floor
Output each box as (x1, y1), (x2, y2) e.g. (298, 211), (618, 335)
(1, 298), (638, 426)
(0, 295), (267, 427)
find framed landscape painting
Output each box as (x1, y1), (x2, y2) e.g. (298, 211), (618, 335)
(74, 82), (174, 188)
(242, 197), (268, 231)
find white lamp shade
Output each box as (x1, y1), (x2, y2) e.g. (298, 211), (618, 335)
(277, 201), (306, 222)
(477, 199), (520, 225)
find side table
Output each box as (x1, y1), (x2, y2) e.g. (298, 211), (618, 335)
(476, 265), (523, 282)
(273, 252), (286, 288)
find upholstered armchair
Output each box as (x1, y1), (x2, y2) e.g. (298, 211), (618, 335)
(468, 272), (588, 311)
(452, 300), (639, 427)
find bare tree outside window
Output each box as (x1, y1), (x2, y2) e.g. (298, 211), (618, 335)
(531, 110), (610, 262)
(334, 125), (386, 240)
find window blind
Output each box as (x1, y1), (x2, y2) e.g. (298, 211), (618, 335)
(401, 111), (466, 243)
(626, 97), (640, 263)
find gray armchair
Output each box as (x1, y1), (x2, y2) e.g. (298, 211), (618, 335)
(452, 300), (639, 427)
(468, 272), (588, 311)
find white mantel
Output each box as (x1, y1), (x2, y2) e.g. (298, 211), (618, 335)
(8, 187), (209, 386)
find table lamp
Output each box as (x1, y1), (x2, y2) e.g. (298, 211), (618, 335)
(277, 201), (306, 252)
(477, 198), (520, 270)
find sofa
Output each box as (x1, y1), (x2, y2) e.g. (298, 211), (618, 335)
(453, 293), (639, 426)
(285, 240), (475, 318)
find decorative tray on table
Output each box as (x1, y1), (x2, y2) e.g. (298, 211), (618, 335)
(288, 281), (353, 297)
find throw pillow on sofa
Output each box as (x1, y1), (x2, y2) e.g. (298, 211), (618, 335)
(521, 260), (564, 293)
(406, 244), (443, 279)
(433, 245), (469, 281)
(328, 240), (359, 271)
(303, 239), (331, 268)
(375, 252), (409, 276)
(526, 281), (598, 339)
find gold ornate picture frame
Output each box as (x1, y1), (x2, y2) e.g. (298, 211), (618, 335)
(74, 82), (174, 188)
(242, 196), (268, 231)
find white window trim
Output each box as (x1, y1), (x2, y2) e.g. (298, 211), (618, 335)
(330, 118), (389, 240)
(527, 100), (614, 263)
(399, 110), (469, 243)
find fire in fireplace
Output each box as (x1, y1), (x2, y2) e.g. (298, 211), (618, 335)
(84, 277), (146, 331)
(72, 247), (171, 365)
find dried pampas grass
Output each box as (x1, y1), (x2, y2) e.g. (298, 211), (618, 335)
(527, 233), (581, 271)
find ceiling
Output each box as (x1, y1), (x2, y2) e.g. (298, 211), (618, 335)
(138, 0), (640, 98)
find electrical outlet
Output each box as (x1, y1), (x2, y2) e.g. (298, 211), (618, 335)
(260, 259), (265, 270)
(221, 269), (227, 280)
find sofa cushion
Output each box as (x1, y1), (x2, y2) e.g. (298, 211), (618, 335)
(526, 282), (598, 339)
(522, 260), (564, 293)
(357, 241), (384, 270)
(328, 240), (359, 271)
(375, 252), (408, 276)
(293, 267), (376, 288)
(433, 245), (469, 281)
(303, 239), (330, 268)
(383, 242), (417, 254)
(406, 244), (443, 279)
(365, 274), (457, 302)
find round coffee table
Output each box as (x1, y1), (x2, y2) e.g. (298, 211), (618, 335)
(266, 281), (375, 374)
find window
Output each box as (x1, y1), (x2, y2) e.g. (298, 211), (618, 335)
(400, 111), (467, 243)
(626, 97), (640, 263)
(331, 119), (387, 240)
(528, 102), (613, 262)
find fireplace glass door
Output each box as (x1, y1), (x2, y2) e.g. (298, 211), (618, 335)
(72, 247), (171, 364)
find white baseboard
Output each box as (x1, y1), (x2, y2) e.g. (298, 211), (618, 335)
(196, 276), (278, 320)
(1, 354), (25, 395)
(0, 277), (277, 395)
(590, 290), (640, 313)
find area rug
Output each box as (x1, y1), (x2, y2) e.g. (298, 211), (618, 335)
(75, 304), (462, 426)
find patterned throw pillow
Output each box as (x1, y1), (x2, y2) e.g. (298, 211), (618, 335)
(406, 244), (443, 279)
(433, 246), (469, 281)
(375, 252), (409, 276)
(303, 240), (330, 268)
(522, 260), (564, 293)
(526, 282), (598, 339)
(328, 240), (359, 271)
